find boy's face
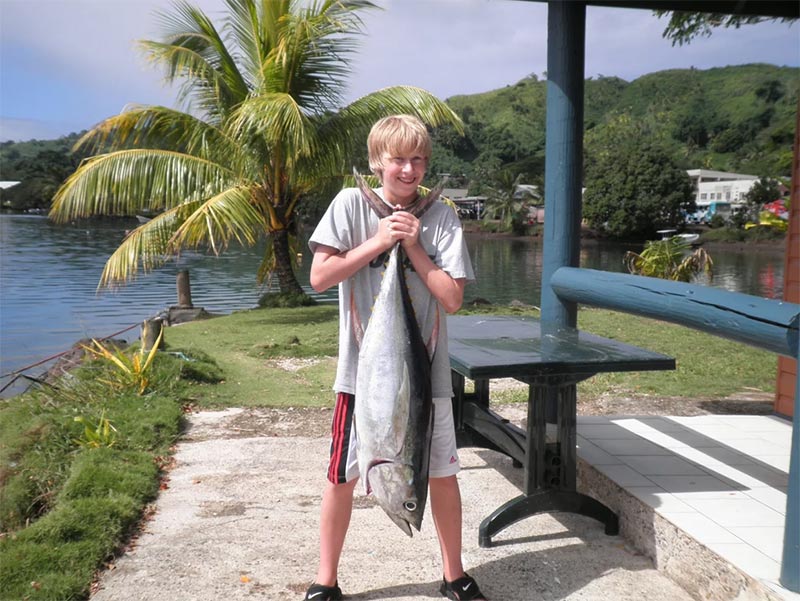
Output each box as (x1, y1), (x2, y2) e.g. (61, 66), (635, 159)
(380, 148), (427, 205)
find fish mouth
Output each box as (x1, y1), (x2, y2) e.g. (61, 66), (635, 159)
(387, 512), (414, 537)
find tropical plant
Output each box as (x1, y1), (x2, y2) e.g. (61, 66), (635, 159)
(49, 0), (462, 294)
(654, 10), (797, 46)
(744, 176), (783, 216)
(73, 409), (118, 449)
(624, 237), (713, 283)
(482, 171), (537, 234)
(82, 328), (163, 395)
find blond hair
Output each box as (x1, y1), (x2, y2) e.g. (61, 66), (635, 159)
(367, 114), (431, 179)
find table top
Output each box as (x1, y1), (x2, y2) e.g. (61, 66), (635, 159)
(448, 315), (675, 379)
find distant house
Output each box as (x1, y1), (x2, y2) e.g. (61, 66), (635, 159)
(685, 169), (759, 224)
(441, 187), (486, 220)
(687, 168), (758, 203)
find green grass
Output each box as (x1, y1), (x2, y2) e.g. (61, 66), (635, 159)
(0, 354), (191, 600)
(0, 302), (781, 598)
(577, 307), (775, 398)
(701, 226), (786, 243)
(164, 303), (776, 408)
(163, 305), (339, 408)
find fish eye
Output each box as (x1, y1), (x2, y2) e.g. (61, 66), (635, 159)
(403, 501), (417, 511)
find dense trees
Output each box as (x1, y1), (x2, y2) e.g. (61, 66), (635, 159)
(583, 125), (694, 240)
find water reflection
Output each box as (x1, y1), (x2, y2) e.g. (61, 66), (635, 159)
(464, 236), (784, 306)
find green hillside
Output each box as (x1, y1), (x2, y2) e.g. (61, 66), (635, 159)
(1, 64), (797, 212)
(432, 63), (798, 185)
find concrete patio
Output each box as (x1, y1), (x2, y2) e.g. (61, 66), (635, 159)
(89, 407), (796, 601)
(575, 412), (796, 600)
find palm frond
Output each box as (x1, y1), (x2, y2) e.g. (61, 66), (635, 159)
(50, 149), (233, 222)
(141, 0), (250, 119)
(227, 93), (317, 164)
(314, 86), (464, 173)
(336, 86), (464, 134)
(169, 185), (267, 253)
(259, 0), (376, 111)
(73, 106), (238, 164)
(97, 204), (197, 288)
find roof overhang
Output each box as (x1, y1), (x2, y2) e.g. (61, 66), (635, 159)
(519, 1), (799, 19)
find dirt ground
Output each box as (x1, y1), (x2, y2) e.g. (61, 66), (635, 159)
(207, 381), (775, 440)
(84, 373), (779, 601)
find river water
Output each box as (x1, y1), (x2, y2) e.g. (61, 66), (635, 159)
(0, 214), (785, 395)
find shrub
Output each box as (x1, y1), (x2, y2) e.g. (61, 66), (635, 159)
(258, 291), (318, 308)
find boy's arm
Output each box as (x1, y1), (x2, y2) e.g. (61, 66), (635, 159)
(309, 218), (395, 292)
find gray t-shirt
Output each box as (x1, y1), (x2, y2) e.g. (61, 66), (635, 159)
(309, 186), (475, 398)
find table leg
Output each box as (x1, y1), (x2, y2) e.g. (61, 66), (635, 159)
(477, 376), (619, 547)
(452, 373), (525, 463)
(479, 490), (619, 547)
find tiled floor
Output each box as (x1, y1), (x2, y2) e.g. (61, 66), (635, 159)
(576, 414), (797, 600)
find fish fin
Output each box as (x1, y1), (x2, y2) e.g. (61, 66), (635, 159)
(426, 306), (440, 362)
(364, 458), (393, 496)
(350, 289), (364, 348)
(408, 181), (444, 218)
(353, 167), (392, 218)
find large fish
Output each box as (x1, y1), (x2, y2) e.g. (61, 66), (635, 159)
(352, 170), (442, 536)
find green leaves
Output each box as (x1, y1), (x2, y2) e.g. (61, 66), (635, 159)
(624, 237), (713, 283)
(49, 0), (460, 294)
(73, 410), (117, 449)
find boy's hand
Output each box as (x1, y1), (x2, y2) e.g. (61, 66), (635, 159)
(386, 209), (420, 250)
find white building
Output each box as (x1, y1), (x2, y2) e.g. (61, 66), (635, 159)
(685, 169), (760, 223)
(686, 169), (758, 205)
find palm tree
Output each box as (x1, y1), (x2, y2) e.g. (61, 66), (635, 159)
(624, 237), (713, 283)
(483, 171), (537, 234)
(50, 0), (462, 295)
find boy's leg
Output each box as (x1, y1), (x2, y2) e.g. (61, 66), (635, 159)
(430, 475), (465, 582)
(428, 398), (466, 581)
(314, 391), (359, 587)
(315, 478), (358, 586)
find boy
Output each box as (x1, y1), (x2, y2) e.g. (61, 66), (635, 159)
(306, 114), (486, 601)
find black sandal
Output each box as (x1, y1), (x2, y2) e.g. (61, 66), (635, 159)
(440, 573), (487, 600)
(304, 581), (343, 600)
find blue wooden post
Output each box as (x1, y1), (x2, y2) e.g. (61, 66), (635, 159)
(781, 362), (800, 591)
(540, 0), (585, 329)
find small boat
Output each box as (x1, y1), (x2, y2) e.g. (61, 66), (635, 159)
(656, 229), (701, 245)
(135, 215), (152, 224)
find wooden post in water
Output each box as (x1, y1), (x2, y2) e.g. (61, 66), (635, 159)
(141, 318), (163, 352)
(177, 269), (193, 308)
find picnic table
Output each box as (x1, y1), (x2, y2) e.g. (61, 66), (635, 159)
(448, 314), (676, 547)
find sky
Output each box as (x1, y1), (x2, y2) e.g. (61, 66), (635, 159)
(1, 0), (798, 143)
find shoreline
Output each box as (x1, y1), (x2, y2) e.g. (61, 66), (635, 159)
(462, 223), (787, 253)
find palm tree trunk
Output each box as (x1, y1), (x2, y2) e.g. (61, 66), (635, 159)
(272, 228), (305, 295)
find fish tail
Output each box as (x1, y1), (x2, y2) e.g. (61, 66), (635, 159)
(353, 168), (392, 218)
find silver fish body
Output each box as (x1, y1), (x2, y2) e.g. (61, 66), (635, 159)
(354, 243), (434, 536)
(350, 169), (443, 536)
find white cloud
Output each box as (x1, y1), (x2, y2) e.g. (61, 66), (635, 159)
(1, 0), (797, 142)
